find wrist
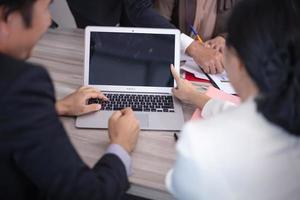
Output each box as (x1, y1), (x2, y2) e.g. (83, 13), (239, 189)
(193, 93), (211, 109)
(110, 141), (132, 154)
(55, 100), (70, 116)
(186, 41), (200, 57)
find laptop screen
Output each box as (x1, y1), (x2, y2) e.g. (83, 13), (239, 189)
(88, 32), (175, 87)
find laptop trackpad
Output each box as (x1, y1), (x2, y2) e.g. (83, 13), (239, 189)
(135, 113), (149, 128)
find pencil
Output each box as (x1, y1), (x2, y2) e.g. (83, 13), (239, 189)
(190, 25), (204, 44)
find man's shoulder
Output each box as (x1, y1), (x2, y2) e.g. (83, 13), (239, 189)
(0, 53), (52, 101)
(0, 53), (47, 83)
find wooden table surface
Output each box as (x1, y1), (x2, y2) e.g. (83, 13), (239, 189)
(29, 28), (198, 200)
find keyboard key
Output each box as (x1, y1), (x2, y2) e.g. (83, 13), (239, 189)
(132, 108), (143, 112)
(87, 98), (102, 105)
(98, 93), (174, 113)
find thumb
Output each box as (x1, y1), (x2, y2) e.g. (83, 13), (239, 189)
(170, 64), (181, 83)
(204, 41), (211, 48)
(120, 107), (134, 116)
(83, 104), (102, 115)
(110, 110), (123, 122)
(172, 88), (179, 96)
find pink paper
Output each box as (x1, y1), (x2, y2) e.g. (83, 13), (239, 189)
(191, 86), (240, 121)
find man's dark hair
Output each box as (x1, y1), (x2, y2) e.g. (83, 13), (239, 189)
(0, 0), (37, 27)
(227, 0), (300, 135)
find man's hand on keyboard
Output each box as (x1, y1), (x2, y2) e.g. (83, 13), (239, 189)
(55, 86), (109, 116)
(108, 108), (140, 153)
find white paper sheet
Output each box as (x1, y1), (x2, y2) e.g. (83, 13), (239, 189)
(208, 72), (236, 95)
(180, 55), (209, 80)
(180, 54), (236, 94)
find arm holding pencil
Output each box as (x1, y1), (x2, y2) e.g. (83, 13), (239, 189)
(185, 26), (225, 74)
(190, 25), (226, 53)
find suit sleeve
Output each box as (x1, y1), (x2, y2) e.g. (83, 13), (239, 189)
(124, 0), (175, 28)
(4, 66), (129, 200)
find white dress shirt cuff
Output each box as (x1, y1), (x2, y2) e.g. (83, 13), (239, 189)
(180, 33), (194, 53)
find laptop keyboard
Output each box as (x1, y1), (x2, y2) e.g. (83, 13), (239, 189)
(88, 93), (175, 113)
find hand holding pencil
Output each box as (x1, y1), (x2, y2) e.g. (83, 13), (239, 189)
(186, 26), (225, 74)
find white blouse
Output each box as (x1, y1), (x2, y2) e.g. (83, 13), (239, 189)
(166, 98), (300, 200)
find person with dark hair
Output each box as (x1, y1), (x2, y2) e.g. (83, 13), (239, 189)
(0, 0), (141, 199)
(66, 0), (224, 74)
(166, 0), (300, 199)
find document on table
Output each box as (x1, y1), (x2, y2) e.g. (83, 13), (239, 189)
(180, 54), (209, 80)
(207, 72), (236, 95)
(180, 54), (236, 94)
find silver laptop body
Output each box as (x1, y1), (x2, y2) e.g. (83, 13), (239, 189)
(76, 26), (184, 131)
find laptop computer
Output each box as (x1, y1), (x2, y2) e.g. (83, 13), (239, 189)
(76, 26), (184, 131)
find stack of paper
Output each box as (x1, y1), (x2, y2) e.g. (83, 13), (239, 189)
(180, 54), (236, 95)
(180, 55), (208, 80)
(207, 72), (236, 95)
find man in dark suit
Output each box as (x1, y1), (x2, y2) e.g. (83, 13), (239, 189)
(66, 0), (225, 74)
(66, 0), (173, 28)
(0, 0), (140, 199)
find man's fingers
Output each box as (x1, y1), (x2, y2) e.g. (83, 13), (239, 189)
(204, 40), (213, 47)
(85, 92), (108, 101)
(215, 61), (224, 74)
(120, 107), (134, 116)
(110, 110), (123, 122)
(120, 108), (139, 126)
(78, 87), (109, 100)
(215, 53), (225, 74)
(209, 63), (217, 74)
(201, 64), (210, 74)
(83, 88), (109, 100)
(170, 64), (181, 83)
(82, 104), (102, 115)
(212, 44), (218, 50)
(204, 42), (211, 48)
(82, 88), (99, 93)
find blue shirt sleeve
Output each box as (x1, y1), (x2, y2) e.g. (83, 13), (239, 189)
(105, 144), (133, 176)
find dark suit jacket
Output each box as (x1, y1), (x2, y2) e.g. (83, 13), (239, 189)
(0, 53), (129, 200)
(66, 0), (174, 29)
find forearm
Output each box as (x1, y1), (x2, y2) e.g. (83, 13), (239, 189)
(55, 100), (70, 116)
(190, 92), (211, 110)
(15, 126), (130, 200)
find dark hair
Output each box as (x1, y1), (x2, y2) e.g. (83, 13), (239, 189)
(226, 0), (300, 135)
(0, 0), (37, 27)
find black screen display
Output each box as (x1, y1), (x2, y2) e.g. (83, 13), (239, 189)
(89, 32), (175, 87)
